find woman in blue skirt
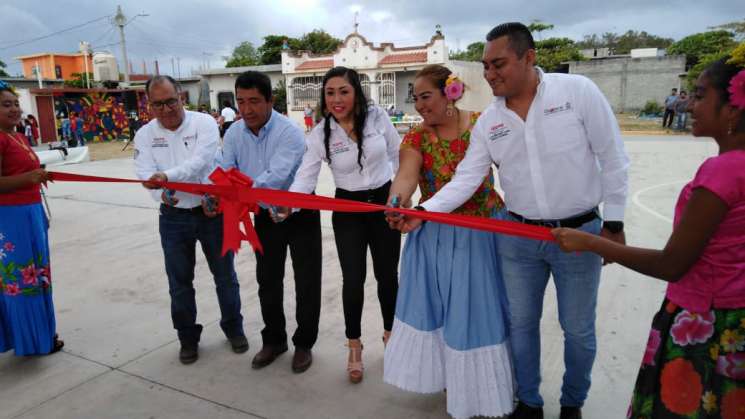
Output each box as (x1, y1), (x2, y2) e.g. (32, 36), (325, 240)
(384, 65), (514, 419)
(0, 80), (63, 356)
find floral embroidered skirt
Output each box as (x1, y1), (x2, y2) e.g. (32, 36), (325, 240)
(628, 299), (745, 419)
(0, 203), (57, 356)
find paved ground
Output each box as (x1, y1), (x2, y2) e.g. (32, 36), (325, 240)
(0, 135), (719, 419)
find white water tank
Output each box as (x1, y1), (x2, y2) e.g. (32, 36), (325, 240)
(93, 52), (119, 82)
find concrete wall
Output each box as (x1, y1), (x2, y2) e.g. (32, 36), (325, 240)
(203, 72), (284, 111)
(568, 55), (686, 112)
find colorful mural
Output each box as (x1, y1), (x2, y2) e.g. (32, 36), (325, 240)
(53, 90), (150, 143)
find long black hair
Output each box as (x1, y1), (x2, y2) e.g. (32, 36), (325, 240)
(704, 58), (745, 134)
(320, 66), (369, 169)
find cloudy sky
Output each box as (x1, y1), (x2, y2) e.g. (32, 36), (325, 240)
(1, 0), (740, 77)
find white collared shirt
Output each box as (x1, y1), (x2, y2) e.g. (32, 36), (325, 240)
(422, 70), (629, 221)
(133, 110), (220, 209)
(290, 105), (400, 193)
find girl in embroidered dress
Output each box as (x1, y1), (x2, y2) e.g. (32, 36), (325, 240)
(0, 81), (63, 356)
(553, 57), (745, 418)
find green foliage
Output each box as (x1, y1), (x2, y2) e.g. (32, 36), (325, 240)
(64, 72), (94, 88)
(709, 19), (745, 41)
(535, 37), (585, 72)
(257, 35), (301, 65)
(236, 30), (342, 66)
(685, 50), (734, 90)
(225, 41), (260, 68)
(668, 30), (736, 67)
(449, 42), (484, 62)
(640, 100), (663, 116)
(0, 59), (8, 77)
(296, 29), (342, 54)
(528, 21), (554, 39)
(272, 79), (287, 113)
(576, 30), (674, 54)
(728, 42), (745, 67)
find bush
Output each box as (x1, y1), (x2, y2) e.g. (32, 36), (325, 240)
(640, 100), (663, 116)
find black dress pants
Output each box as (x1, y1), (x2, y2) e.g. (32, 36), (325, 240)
(254, 207), (322, 349)
(332, 181), (401, 339)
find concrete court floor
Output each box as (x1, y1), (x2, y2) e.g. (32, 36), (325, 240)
(0, 135), (719, 419)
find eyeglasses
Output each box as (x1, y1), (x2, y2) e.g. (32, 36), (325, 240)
(149, 98), (180, 110)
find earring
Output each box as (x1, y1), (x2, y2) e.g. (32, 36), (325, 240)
(446, 102), (455, 117)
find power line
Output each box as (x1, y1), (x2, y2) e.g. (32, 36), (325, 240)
(0, 14), (112, 50)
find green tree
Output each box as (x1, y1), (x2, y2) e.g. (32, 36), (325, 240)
(684, 50), (732, 89)
(667, 30), (736, 67)
(449, 42), (484, 61)
(224, 41), (260, 68)
(576, 30), (673, 54)
(297, 29), (342, 54)
(710, 19), (745, 41)
(535, 37), (585, 71)
(0, 59), (8, 77)
(528, 21), (554, 40)
(272, 79), (287, 113)
(64, 72), (94, 88)
(613, 30), (674, 54)
(258, 35), (302, 65)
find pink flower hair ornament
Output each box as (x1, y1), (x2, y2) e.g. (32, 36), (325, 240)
(444, 74), (465, 101)
(728, 69), (745, 110)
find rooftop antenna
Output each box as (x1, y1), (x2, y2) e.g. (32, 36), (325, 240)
(353, 11), (359, 33)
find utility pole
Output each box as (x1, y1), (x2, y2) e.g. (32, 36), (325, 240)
(113, 5), (148, 85)
(171, 57), (175, 77)
(176, 57), (181, 79)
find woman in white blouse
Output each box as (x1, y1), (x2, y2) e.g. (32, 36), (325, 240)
(285, 66), (401, 384)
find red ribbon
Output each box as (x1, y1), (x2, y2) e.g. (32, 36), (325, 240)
(48, 169), (554, 255)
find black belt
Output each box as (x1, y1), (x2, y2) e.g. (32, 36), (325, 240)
(335, 181), (391, 204)
(160, 204), (203, 215)
(508, 208), (599, 229)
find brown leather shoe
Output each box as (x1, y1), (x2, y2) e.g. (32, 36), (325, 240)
(292, 348), (313, 373)
(251, 343), (288, 369)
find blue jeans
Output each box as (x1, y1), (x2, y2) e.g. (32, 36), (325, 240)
(159, 205), (243, 345)
(675, 112), (688, 130)
(498, 212), (602, 408)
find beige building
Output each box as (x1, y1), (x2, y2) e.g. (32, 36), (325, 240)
(196, 29), (492, 125)
(282, 29), (492, 124)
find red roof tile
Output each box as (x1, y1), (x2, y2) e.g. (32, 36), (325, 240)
(295, 59), (334, 71)
(379, 52), (427, 65)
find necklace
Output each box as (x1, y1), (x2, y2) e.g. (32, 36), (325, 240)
(432, 109), (462, 142)
(0, 130), (39, 164)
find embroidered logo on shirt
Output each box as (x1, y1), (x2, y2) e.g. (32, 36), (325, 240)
(152, 137), (169, 148)
(488, 123), (512, 142)
(544, 102), (572, 116)
(329, 140), (351, 156)
(182, 134), (197, 142)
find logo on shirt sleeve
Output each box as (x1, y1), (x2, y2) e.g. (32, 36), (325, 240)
(543, 102), (572, 116)
(133, 149), (140, 159)
(488, 123), (511, 142)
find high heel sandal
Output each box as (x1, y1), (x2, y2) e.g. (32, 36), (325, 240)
(347, 339), (364, 384)
(382, 330), (391, 348)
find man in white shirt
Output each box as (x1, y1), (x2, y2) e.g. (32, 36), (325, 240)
(134, 76), (247, 365)
(399, 23), (629, 419)
(220, 100), (237, 137)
